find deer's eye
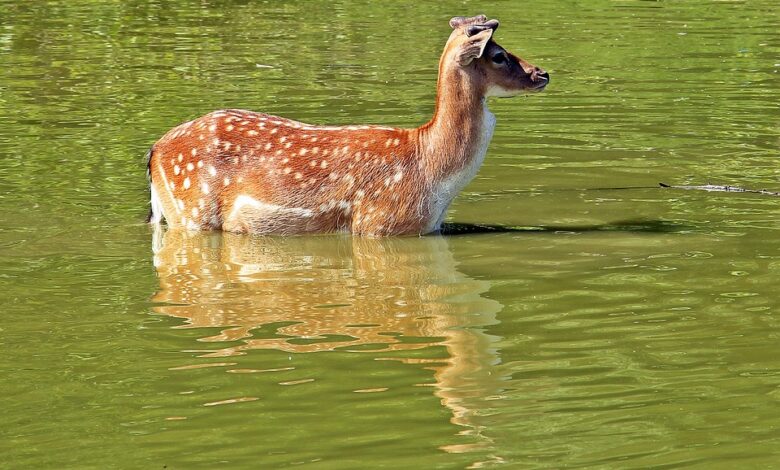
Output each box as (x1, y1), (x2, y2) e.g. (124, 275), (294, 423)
(491, 52), (506, 64)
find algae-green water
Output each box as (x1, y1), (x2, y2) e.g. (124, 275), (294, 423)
(2, 1), (778, 468)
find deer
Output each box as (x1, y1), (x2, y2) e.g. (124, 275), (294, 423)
(146, 15), (549, 236)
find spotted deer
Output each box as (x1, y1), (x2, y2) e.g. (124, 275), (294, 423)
(147, 15), (549, 236)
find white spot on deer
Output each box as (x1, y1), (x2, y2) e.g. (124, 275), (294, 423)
(223, 141), (232, 151)
(320, 161), (328, 169)
(208, 165), (217, 177)
(309, 160), (317, 167)
(270, 128), (278, 134)
(226, 125), (234, 132)
(197, 160), (203, 168)
(280, 136), (287, 143)
(284, 142), (292, 149)
(312, 147), (320, 154)
(209, 124), (217, 132)
(223, 177), (230, 186)
(198, 198), (205, 209)
(191, 207), (199, 217)
(343, 174), (355, 187)
(177, 199), (185, 210)
(393, 171), (403, 182)
(393, 138), (400, 146)
(282, 158), (289, 164)
(299, 148), (308, 156)
(183, 177), (191, 189)
(201, 181), (210, 194)
(264, 142), (272, 151)
(283, 167), (292, 174)
(174, 165), (181, 175)
(328, 172), (338, 181)
(213, 138), (220, 146)
(177, 153), (184, 162)
(385, 139), (392, 147)
(294, 172), (302, 180)
(186, 162), (194, 172)
(199, 134), (205, 141)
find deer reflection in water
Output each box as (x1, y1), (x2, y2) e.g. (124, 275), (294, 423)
(151, 227), (503, 456)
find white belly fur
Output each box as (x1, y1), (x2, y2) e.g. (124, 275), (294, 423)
(224, 194), (314, 233)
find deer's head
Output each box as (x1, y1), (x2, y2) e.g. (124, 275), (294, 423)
(445, 15), (549, 98)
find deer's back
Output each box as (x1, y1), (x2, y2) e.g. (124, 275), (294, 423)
(149, 109), (432, 235)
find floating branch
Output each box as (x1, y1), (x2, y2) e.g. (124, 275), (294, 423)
(659, 183), (780, 197)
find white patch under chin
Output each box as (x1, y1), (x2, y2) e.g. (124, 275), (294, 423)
(485, 84), (520, 98)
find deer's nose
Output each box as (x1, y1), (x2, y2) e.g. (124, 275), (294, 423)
(531, 67), (549, 83)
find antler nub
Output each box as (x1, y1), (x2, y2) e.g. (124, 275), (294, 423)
(449, 15), (487, 29)
(466, 19), (499, 37)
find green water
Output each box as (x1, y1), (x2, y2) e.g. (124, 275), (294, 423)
(2, 1), (779, 468)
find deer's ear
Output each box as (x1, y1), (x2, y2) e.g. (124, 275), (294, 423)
(455, 29), (493, 66)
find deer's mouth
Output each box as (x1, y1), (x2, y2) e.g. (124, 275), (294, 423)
(529, 71), (549, 91)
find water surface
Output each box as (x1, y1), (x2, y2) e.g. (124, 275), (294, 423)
(2, 1), (779, 468)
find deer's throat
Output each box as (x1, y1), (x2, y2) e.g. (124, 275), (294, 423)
(421, 99), (496, 232)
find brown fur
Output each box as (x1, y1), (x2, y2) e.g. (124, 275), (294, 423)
(148, 15), (548, 236)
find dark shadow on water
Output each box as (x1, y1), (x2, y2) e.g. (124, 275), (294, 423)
(440, 219), (690, 236)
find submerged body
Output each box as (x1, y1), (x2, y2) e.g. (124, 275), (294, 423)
(149, 107), (494, 236)
(147, 15), (547, 236)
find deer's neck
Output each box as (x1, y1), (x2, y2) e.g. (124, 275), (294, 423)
(415, 67), (495, 178)
(412, 66), (496, 232)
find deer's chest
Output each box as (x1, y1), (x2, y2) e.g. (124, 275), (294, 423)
(424, 107), (496, 233)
